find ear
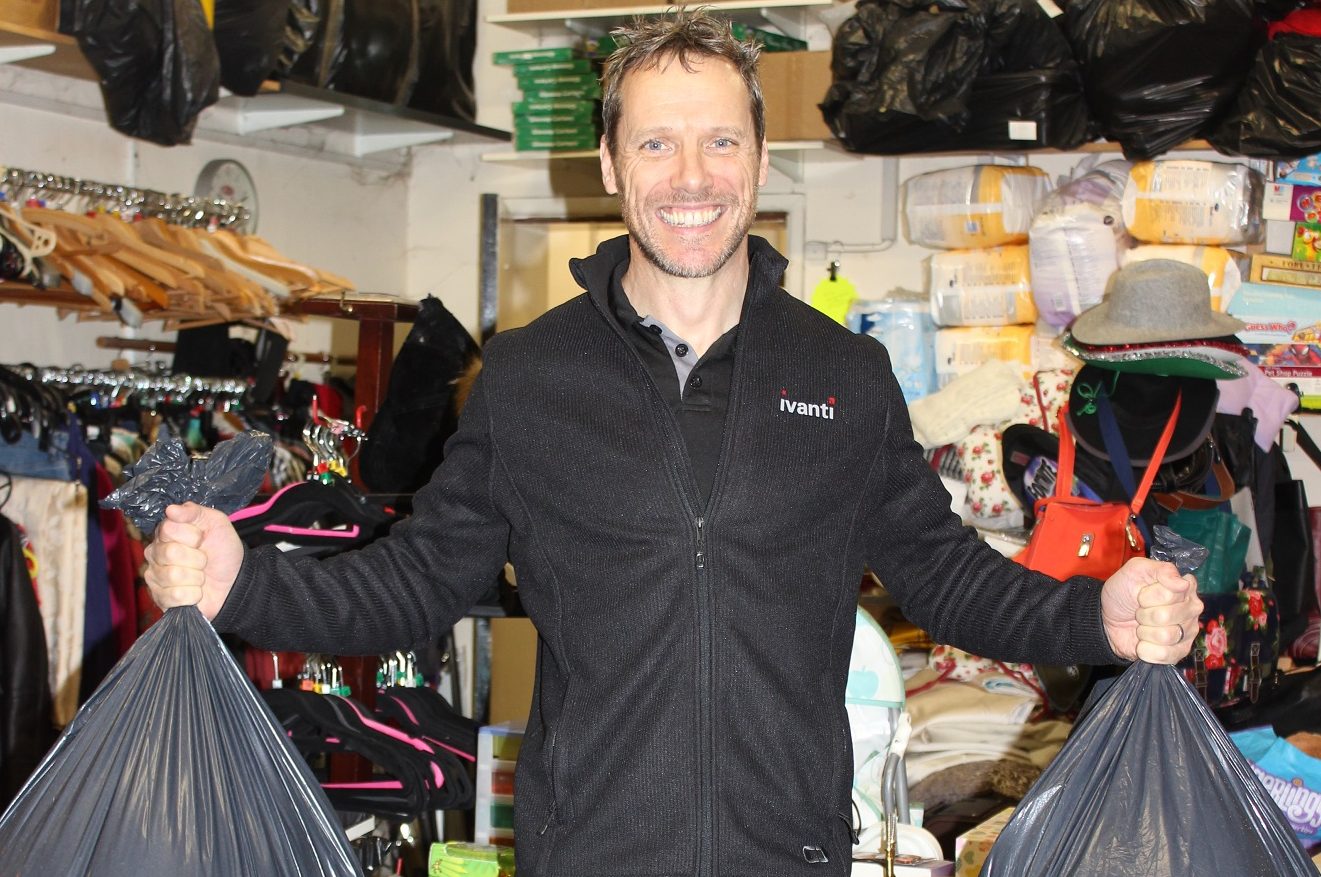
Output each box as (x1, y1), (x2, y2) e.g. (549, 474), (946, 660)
(758, 139), (769, 187)
(600, 137), (619, 195)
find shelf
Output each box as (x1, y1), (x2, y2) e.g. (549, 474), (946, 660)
(0, 20), (509, 164)
(487, 0), (835, 40)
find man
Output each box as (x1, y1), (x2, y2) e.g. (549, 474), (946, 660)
(145, 10), (1202, 876)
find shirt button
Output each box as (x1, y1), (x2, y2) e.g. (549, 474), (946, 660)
(648, 324), (663, 335)
(675, 343), (689, 357)
(689, 374), (703, 388)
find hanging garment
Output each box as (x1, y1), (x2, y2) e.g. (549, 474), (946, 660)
(5, 476), (88, 726)
(359, 294), (480, 493)
(0, 514), (55, 810)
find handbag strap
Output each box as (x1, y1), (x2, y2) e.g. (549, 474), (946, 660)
(1095, 392), (1149, 543)
(1055, 403), (1078, 501)
(1128, 391), (1183, 517)
(1285, 419), (1321, 471)
(1096, 393), (1140, 500)
(1054, 390), (1183, 518)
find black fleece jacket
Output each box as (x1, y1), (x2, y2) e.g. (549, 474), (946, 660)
(215, 235), (1119, 877)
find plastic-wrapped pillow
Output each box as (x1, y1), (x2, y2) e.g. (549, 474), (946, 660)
(904, 165), (1052, 249)
(1028, 160), (1130, 328)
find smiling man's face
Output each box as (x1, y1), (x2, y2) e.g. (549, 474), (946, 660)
(601, 53), (769, 279)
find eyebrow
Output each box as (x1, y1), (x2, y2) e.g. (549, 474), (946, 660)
(631, 125), (748, 140)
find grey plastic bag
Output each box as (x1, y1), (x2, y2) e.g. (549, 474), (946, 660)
(100, 430), (274, 535)
(0, 607), (359, 876)
(980, 660), (1315, 876)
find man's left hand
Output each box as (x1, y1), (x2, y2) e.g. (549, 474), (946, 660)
(1100, 557), (1204, 664)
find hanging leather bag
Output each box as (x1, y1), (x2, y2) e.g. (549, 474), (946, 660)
(1016, 393), (1181, 581)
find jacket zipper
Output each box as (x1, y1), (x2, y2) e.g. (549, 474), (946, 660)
(694, 512), (716, 877)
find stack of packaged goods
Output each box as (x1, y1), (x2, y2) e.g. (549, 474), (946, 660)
(892, 165), (1058, 532)
(494, 47), (602, 153)
(1222, 156), (1321, 405)
(1113, 159), (1258, 312)
(902, 164), (1053, 388)
(1028, 159), (1133, 333)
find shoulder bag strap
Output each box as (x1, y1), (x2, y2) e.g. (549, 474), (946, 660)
(1095, 392), (1151, 543)
(1095, 392), (1140, 501)
(1130, 390), (1183, 517)
(1284, 418), (1321, 471)
(1054, 403), (1076, 501)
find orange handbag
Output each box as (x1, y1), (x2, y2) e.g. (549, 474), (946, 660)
(1016, 392), (1181, 582)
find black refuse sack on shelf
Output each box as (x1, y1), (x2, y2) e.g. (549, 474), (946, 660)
(980, 662), (1315, 876)
(359, 295), (480, 494)
(1062, 0), (1262, 160)
(60, 0), (221, 145)
(0, 607), (359, 876)
(1209, 33), (1321, 158)
(324, 0), (420, 105)
(214, 0), (301, 96)
(407, 0), (477, 121)
(823, 0), (1090, 154)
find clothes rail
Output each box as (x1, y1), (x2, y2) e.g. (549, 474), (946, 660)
(8, 364), (250, 398)
(0, 165), (251, 230)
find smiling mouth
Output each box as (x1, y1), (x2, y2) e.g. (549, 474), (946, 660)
(658, 206), (723, 228)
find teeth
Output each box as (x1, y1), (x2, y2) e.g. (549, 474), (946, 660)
(659, 206), (721, 227)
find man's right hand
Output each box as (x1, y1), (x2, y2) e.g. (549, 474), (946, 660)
(143, 502), (244, 621)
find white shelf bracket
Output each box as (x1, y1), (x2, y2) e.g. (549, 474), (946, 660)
(768, 149), (805, 183)
(0, 43), (56, 66)
(759, 7), (811, 40)
(203, 93), (345, 135)
(323, 113), (456, 157)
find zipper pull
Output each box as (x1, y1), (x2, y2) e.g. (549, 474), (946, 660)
(1126, 519), (1138, 549)
(539, 801), (557, 836)
(696, 516), (706, 569)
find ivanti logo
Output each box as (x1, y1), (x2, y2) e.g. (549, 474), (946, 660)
(779, 388), (837, 420)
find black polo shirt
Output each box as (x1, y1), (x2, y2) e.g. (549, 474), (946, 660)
(609, 262), (736, 507)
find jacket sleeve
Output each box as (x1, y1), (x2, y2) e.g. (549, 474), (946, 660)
(859, 352), (1121, 667)
(213, 365), (511, 655)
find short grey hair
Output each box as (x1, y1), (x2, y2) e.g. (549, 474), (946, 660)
(600, 7), (765, 158)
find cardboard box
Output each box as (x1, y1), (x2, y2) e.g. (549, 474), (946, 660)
(1227, 281), (1321, 344)
(760, 51), (833, 142)
(1251, 254), (1321, 289)
(0, 0), (57, 30)
(1263, 182), (1321, 223)
(953, 807), (1015, 877)
(1277, 153), (1321, 187)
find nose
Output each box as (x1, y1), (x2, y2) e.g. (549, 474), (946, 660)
(670, 146), (711, 193)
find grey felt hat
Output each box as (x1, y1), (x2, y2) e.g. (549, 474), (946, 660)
(1069, 259), (1245, 346)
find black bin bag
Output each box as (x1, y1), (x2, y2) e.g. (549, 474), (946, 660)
(61, 0), (221, 146)
(1062, 0), (1262, 160)
(1209, 32), (1321, 158)
(980, 661), (1315, 876)
(0, 606), (359, 875)
(822, 0), (1091, 154)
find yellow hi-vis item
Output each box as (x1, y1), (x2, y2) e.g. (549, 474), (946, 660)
(811, 267), (859, 325)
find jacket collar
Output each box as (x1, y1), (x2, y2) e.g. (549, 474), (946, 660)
(570, 234), (790, 318)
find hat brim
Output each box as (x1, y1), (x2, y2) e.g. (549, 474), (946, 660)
(1070, 300), (1245, 346)
(1061, 333), (1248, 381)
(1065, 366), (1219, 465)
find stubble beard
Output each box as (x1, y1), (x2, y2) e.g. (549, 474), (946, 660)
(618, 184), (758, 279)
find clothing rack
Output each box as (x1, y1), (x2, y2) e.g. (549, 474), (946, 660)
(12, 364), (250, 401)
(0, 165), (251, 230)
